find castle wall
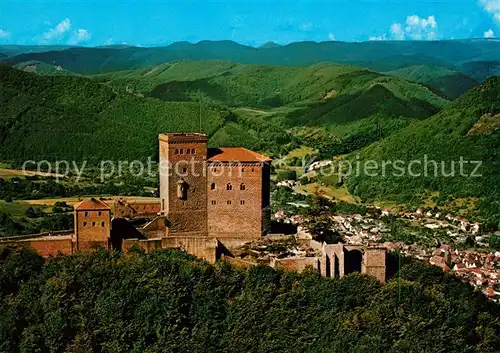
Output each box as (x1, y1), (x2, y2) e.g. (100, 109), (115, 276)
(207, 163), (264, 239)
(0, 235), (74, 257)
(26, 237), (74, 257)
(162, 236), (217, 263)
(362, 248), (387, 283)
(123, 236), (217, 263)
(271, 257), (319, 273)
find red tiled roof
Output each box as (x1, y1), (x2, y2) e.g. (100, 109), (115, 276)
(207, 147), (272, 162)
(74, 198), (111, 211)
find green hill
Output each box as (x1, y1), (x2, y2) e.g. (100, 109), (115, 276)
(13, 60), (76, 76)
(2, 40), (499, 78)
(95, 61), (447, 154)
(348, 76), (500, 221)
(387, 65), (479, 99)
(0, 65), (232, 161)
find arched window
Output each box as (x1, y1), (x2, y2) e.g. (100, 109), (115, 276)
(175, 149), (179, 155)
(240, 183), (246, 190)
(210, 183), (216, 190)
(191, 148), (195, 154)
(227, 183), (232, 190)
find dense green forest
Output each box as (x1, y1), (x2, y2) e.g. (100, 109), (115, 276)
(94, 61), (446, 110)
(94, 60), (447, 153)
(386, 64), (479, 99)
(348, 77), (500, 223)
(0, 65), (232, 161)
(0, 247), (499, 352)
(2, 40), (499, 82)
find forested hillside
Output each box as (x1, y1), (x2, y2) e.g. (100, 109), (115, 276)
(2, 39), (499, 79)
(1, 247), (499, 352)
(95, 61), (448, 154)
(0, 62), (449, 161)
(349, 77), (500, 222)
(386, 64), (479, 99)
(0, 65), (238, 161)
(95, 61), (447, 110)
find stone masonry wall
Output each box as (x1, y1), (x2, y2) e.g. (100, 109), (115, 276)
(0, 237), (74, 257)
(75, 209), (111, 251)
(362, 248), (387, 283)
(207, 163), (263, 239)
(159, 134), (208, 237)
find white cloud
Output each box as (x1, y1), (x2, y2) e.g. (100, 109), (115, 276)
(480, 0), (500, 23)
(369, 34), (387, 41)
(0, 29), (9, 39)
(68, 29), (91, 45)
(390, 23), (405, 40)
(391, 15), (438, 40)
(328, 32), (336, 40)
(484, 28), (495, 37)
(370, 15), (438, 41)
(43, 18), (71, 42)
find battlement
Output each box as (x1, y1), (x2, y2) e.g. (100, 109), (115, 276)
(159, 133), (207, 144)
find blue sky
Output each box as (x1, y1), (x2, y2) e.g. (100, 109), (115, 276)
(0, 0), (499, 46)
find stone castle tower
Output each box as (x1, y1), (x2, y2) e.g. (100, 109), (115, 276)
(74, 198), (111, 250)
(159, 133), (208, 237)
(159, 132), (271, 240)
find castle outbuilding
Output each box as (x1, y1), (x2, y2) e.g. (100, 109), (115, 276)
(74, 198), (111, 251)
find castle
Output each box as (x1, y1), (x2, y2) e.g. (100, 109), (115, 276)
(0, 133), (272, 262)
(0, 133), (387, 282)
(158, 133), (271, 240)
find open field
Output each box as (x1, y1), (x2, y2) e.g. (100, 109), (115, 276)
(0, 196), (159, 218)
(298, 183), (360, 203)
(285, 146), (316, 159)
(0, 168), (66, 179)
(22, 196), (159, 207)
(0, 200), (33, 217)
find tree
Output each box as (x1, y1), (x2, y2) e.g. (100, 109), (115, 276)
(276, 170), (297, 181)
(489, 234), (500, 250)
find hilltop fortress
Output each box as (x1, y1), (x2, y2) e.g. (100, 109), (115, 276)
(0, 133), (387, 282)
(1, 133), (272, 260)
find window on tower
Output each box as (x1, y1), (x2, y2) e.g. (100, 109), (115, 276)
(227, 183), (232, 190)
(210, 183), (216, 190)
(240, 183), (246, 190)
